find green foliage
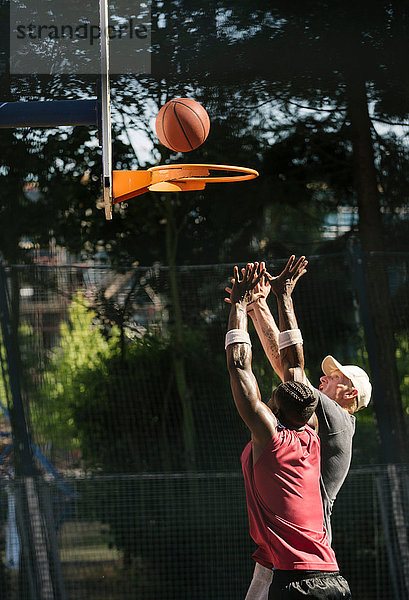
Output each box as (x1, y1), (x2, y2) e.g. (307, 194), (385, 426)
(34, 291), (241, 472)
(72, 332), (183, 472)
(33, 293), (118, 450)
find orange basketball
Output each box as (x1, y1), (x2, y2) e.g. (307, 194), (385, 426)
(155, 98), (210, 152)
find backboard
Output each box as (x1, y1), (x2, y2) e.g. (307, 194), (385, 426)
(99, 0), (112, 220)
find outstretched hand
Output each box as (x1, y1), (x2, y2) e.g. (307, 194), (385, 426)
(225, 261), (270, 308)
(229, 262), (266, 306)
(266, 255), (308, 297)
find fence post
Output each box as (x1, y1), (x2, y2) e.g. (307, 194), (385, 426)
(0, 265), (35, 477)
(0, 264), (67, 600)
(388, 465), (409, 598)
(374, 474), (402, 598)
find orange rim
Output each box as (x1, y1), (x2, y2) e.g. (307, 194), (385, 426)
(147, 163), (259, 183)
(112, 164), (259, 203)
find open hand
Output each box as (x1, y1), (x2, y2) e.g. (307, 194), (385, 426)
(228, 262), (266, 306)
(225, 261), (270, 308)
(266, 255), (308, 297)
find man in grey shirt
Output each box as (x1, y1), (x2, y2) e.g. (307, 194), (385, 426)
(311, 357), (370, 543)
(226, 257), (371, 599)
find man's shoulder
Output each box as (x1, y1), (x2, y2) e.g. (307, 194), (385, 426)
(258, 426), (319, 454)
(280, 425), (321, 452)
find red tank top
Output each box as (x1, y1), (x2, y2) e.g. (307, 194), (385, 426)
(241, 425), (338, 571)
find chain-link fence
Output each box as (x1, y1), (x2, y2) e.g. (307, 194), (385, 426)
(0, 249), (408, 599)
(1, 467), (409, 600)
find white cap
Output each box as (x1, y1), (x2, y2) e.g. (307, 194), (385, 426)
(321, 355), (372, 410)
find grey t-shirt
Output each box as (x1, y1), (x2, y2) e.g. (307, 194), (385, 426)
(313, 388), (356, 545)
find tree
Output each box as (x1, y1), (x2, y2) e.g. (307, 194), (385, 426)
(2, 0), (409, 460)
(34, 293), (117, 453)
(215, 0), (409, 461)
(35, 288), (239, 472)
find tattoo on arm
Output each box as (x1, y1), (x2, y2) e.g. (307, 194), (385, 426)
(261, 324), (280, 359)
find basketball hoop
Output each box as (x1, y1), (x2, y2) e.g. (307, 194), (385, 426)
(112, 164), (259, 204)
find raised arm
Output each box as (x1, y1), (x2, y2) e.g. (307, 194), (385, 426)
(226, 258), (308, 383)
(267, 255), (309, 385)
(226, 263), (277, 454)
(248, 267), (284, 381)
(226, 262), (284, 380)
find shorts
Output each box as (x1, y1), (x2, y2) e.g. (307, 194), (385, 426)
(269, 570), (351, 599)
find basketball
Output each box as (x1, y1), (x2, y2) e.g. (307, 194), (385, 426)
(155, 98), (210, 152)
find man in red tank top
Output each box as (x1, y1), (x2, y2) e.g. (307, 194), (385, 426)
(226, 262), (351, 599)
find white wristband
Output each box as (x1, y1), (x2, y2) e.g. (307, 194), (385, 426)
(278, 329), (303, 350)
(225, 329), (251, 350)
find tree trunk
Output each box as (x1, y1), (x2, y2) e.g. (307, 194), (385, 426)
(345, 74), (409, 462)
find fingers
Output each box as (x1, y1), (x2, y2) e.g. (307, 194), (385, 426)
(240, 262), (256, 281)
(249, 262), (259, 281)
(231, 261), (268, 290)
(246, 262), (265, 289)
(291, 256), (307, 272)
(254, 264), (265, 287)
(227, 257), (307, 307)
(292, 256), (308, 282)
(293, 255), (307, 271)
(293, 269), (307, 284)
(274, 255), (295, 280)
(283, 255), (308, 276)
(284, 255), (295, 272)
(259, 263), (270, 285)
